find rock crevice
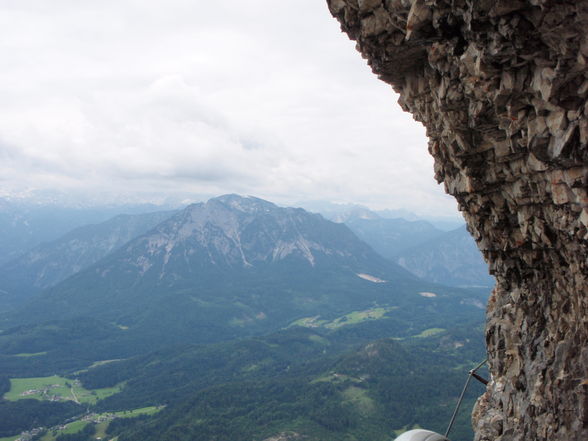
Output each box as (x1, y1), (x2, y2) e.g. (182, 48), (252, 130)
(327, 1), (588, 440)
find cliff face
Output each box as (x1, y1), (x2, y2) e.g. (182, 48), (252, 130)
(326, 1), (588, 440)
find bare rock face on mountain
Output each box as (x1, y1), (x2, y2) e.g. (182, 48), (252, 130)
(327, 1), (588, 440)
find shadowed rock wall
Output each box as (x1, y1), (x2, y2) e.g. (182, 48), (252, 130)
(326, 1), (588, 440)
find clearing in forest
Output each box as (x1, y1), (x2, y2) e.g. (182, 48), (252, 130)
(3, 375), (121, 404)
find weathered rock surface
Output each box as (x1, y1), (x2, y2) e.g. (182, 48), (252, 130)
(327, 1), (588, 440)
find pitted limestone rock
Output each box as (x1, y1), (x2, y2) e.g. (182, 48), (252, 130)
(327, 1), (588, 440)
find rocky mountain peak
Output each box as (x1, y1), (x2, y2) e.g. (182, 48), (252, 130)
(122, 195), (374, 275)
(15, 195), (416, 335)
(208, 194), (278, 213)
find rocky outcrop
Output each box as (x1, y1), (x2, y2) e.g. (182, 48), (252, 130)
(327, 1), (588, 440)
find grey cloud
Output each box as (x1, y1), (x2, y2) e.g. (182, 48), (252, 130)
(0, 0), (460, 219)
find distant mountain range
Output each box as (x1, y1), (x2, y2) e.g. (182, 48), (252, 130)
(0, 210), (176, 310)
(300, 200), (463, 231)
(343, 217), (444, 259)
(395, 225), (495, 288)
(0, 197), (493, 294)
(1, 195), (486, 357)
(320, 208), (494, 288)
(0, 198), (175, 265)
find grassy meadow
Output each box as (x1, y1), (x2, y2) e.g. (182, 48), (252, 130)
(3, 375), (121, 404)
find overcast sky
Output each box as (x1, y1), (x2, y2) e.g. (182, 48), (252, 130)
(0, 0), (459, 218)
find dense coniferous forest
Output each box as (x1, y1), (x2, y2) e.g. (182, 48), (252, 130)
(0, 400), (82, 437)
(90, 329), (485, 441)
(0, 321), (486, 441)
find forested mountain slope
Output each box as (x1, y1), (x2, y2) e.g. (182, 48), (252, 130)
(0, 210), (175, 310)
